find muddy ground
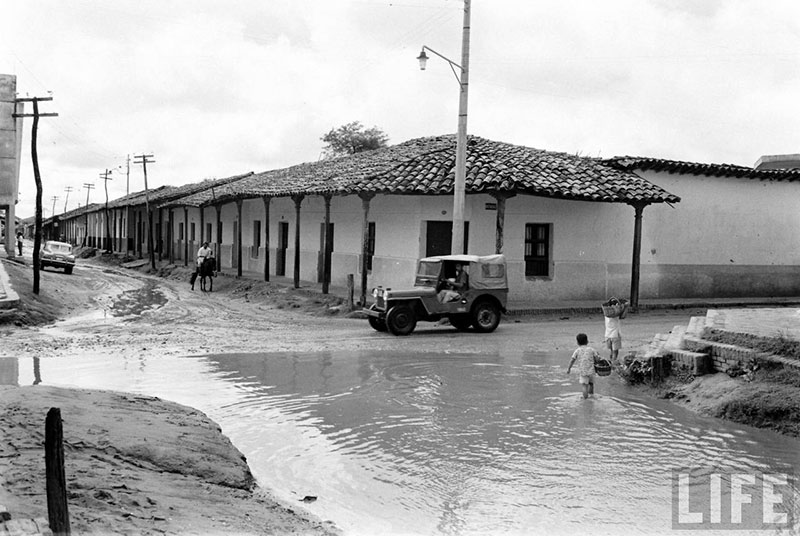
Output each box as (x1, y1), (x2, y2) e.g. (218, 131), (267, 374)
(0, 250), (797, 534)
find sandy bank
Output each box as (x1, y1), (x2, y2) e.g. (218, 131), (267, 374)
(0, 385), (341, 536)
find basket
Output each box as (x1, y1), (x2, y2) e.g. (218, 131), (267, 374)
(594, 358), (612, 376)
(601, 297), (628, 319)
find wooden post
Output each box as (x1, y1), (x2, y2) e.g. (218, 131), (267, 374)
(492, 192), (515, 254)
(215, 204), (222, 272)
(45, 408), (70, 535)
(358, 192), (375, 307)
(347, 274), (354, 310)
(183, 207), (189, 267)
(629, 202), (647, 311)
(262, 196), (271, 282)
(168, 209), (174, 264)
(322, 194), (332, 294)
(292, 195), (304, 289)
(236, 199), (243, 278)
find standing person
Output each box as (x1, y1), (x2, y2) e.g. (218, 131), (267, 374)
(603, 298), (624, 363)
(16, 231), (23, 256)
(566, 333), (601, 399)
(192, 242), (213, 290)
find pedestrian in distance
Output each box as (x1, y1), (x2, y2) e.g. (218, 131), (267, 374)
(16, 231), (23, 256)
(567, 333), (601, 399)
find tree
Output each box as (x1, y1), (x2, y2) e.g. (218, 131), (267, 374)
(320, 121), (389, 158)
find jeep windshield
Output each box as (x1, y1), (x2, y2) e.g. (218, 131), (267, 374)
(414, 260), (442, 287)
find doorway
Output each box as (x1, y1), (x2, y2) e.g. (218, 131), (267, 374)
(276, 221), (289, 276)
(425, 221), (469, 257)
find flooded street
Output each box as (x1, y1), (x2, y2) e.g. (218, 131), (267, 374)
(6, 349), (799, 535)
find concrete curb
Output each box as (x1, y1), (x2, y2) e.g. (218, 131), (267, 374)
(0, 259), (20, 310)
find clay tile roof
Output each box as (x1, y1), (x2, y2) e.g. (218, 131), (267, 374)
(166, 135), (680, 207)
(605, 156), (800, 181)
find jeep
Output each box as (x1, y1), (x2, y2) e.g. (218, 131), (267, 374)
(364, 254), (508, 336)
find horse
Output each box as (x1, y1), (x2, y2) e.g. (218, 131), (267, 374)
(199, 256), (216, 292)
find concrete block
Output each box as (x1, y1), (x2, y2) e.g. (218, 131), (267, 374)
(665, 325), (686, 350)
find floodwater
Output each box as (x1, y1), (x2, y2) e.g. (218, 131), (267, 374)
(3, 350), (799, 536)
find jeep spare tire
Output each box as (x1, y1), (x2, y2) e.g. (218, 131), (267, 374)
(386, 304), (417, 336)
(472, 301), (500, 333)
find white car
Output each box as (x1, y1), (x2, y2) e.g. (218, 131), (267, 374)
(41, 240), (76, 274)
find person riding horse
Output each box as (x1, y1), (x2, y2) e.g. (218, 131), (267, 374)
(191, 242), (214, 291)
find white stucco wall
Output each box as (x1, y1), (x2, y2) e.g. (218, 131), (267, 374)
(633, 170), (800, 298)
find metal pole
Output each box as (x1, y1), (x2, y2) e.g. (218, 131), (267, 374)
(451, 0), (471, 255)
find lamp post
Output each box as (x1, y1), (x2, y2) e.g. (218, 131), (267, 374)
(417, 0), (471, 254)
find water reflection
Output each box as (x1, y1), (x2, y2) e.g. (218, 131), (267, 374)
(4, 351), (799, 536)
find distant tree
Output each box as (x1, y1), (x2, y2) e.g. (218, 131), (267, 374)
(321, 121), (389, 158)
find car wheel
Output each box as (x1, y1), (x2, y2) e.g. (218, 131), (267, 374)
(472, 300), (500, 333)
(449, 314), (472, 331)
(386, 304), (416, 336)
(367, 305), (388, 332)
(64, 266), (73, 275)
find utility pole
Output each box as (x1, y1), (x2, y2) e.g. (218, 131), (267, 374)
(63, 186), (73, 243)
(63, 186), (72, 213)
(133, 153), (156, 270)
(100, 169), (113, 252)
(13, 96), (58, 295)
(125, 154), (130, 195)
(82, 183), (94, 247)
(50, 196), (58, 240)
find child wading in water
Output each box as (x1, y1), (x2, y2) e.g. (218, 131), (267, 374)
(566, 333), (601, 399)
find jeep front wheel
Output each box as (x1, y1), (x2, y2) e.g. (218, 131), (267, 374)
(367, 305), (388, 332)
(386, 304), (416, 336)
(472, 301), (500, 333)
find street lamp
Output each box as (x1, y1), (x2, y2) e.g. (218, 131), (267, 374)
(418, 0), (471, 255)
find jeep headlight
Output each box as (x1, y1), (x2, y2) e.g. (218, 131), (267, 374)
(372, 287), (378, 298)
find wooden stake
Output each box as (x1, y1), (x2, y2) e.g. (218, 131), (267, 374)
(45, 408), (70, 535)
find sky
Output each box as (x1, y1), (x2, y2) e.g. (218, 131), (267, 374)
(3, 0), (800, 218)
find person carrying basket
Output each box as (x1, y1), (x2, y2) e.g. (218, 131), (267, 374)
(602, 297), (627, 364)
(566, 333), (605, 399)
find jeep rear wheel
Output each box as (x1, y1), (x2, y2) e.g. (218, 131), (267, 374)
(386, 304), (416, 336)
(367, 305), (388, 332)
(449, 314), (472, 331)
(472, 301), (500, 333)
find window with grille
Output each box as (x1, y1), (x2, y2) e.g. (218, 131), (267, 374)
(524, 223), (551, 277)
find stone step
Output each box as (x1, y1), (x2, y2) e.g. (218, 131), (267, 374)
(683, 335), (800, 373)
(642, 333), (669, 358)
(664, 325), (686, 351)
(664, 348), (712, 376)
(686, 315), (707, 338)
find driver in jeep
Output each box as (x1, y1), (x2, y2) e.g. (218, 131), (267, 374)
(438, 263), (469, 302)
